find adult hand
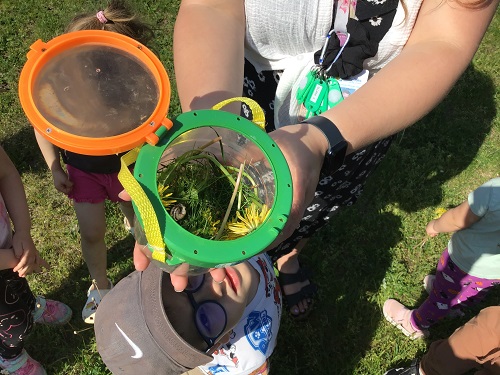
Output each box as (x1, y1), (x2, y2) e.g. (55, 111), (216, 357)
(12, 231), (49, 276)
(119, 190), (228, 292)
(133, 240), (226, 291)
(265, 123), (327, 249)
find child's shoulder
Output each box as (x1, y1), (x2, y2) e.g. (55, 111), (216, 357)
(248, 252), (273, 264)
(475, 178), (500, 198)
(470, 177), (500, 213)
(484, 177), (500, 187)
(247, 253), (281, 307)
(248, 253), (274, 277)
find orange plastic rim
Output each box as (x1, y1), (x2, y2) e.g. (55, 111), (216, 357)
(19, 30), (172, 156)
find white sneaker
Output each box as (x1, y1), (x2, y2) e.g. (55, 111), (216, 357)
(423, 274), (435, 295)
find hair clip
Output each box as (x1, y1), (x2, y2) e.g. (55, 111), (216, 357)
(96, 10), (108, 24)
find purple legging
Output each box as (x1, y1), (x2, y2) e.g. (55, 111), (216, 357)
(411, 248), (500, 330)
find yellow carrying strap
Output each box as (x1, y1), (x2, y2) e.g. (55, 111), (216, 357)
(117, 97), (265, 264)
(118, 147), (167, 263)
(211, 97), (266, 130)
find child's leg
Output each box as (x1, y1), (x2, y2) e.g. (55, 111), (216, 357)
(412, 249), (496, 331)
(453, 276), (500, 310)
(73, 201), (109, 290)
(0, 269), (35, 359)
(420, 306), (500, 375)
(411, 249), (463, 329)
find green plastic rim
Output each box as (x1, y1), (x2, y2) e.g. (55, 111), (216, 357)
(133, 109), (293, 268)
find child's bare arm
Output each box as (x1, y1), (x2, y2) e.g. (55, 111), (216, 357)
(0, 248), (20, 270)
(34, 130), (73, 195)
(0, 146), (49, 275)
(426, 200), (481, 237)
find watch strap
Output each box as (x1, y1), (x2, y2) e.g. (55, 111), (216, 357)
(301, 116), (348, 174)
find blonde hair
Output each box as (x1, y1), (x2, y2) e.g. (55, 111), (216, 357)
(65, 0), (154, 46)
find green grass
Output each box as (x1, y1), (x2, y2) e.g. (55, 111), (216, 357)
(0, 1), (498, 374)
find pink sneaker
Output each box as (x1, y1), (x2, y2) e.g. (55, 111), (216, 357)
(0, 350), (47, 375)
(383, 299), (429, 340)
(33, 296), (72, 325)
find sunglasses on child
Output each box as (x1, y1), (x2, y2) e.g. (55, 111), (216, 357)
(184, 273), (228, 352)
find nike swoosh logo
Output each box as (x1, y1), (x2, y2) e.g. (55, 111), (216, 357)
(115, 323), (144, 359)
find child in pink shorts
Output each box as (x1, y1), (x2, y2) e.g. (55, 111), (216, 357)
(34, 0), (154, 324)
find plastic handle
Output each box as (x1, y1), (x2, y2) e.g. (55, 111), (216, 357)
(212, 97), (266, 130)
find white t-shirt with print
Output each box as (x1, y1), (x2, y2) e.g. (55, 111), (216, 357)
(198, 253), (282, 375)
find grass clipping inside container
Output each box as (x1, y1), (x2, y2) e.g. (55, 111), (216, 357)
(157, 134), (269, 241)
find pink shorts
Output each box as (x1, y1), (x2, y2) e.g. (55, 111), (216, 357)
(67, 165), (126, 203)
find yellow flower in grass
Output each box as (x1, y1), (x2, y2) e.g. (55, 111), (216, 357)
(434, 207), (447, 219)
(158, 183), (176, 208)
(226, 203), (270, 239)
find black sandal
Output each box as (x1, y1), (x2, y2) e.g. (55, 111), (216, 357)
(277, 265), (318, 320)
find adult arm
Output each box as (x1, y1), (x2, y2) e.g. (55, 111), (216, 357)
(174, 0), (246, 112)
(320, 0), (499, 152)
(173, 0), (498, 240)
(283, 0), (498, 240)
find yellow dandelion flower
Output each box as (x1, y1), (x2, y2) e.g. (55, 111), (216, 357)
(226, 204), (269, 239)
(434, 207), (447, 219)
(210, 219), (221, 237)
(158, 183), (176, 208)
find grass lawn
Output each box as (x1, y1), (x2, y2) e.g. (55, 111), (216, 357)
(0, 1), (498, 374)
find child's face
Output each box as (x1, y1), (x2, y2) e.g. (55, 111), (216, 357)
(164, 260), (259, 351)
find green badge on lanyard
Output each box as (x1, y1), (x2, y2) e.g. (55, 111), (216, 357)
(304, 76), (328, 117)
(297, 69), (343, 119)
(296, 69), (318, 104)
(296, 31), (350, 119)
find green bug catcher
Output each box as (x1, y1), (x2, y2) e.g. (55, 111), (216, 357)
(119, 99), (293, 274)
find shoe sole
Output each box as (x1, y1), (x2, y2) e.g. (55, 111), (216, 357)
(84, 313), (97, 324)
(40, 312), (72, 325)
(82, 282), (113, 324)
(383, 311), (427, 340)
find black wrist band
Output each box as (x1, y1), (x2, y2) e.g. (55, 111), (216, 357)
(301, 116), (348, 174)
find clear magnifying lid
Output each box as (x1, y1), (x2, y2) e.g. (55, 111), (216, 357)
(19, 30), (171, 155)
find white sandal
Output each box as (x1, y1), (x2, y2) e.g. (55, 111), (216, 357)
(82, 279), (113, 324)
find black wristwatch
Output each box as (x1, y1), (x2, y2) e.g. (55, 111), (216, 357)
(301, 116), (348, 175)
